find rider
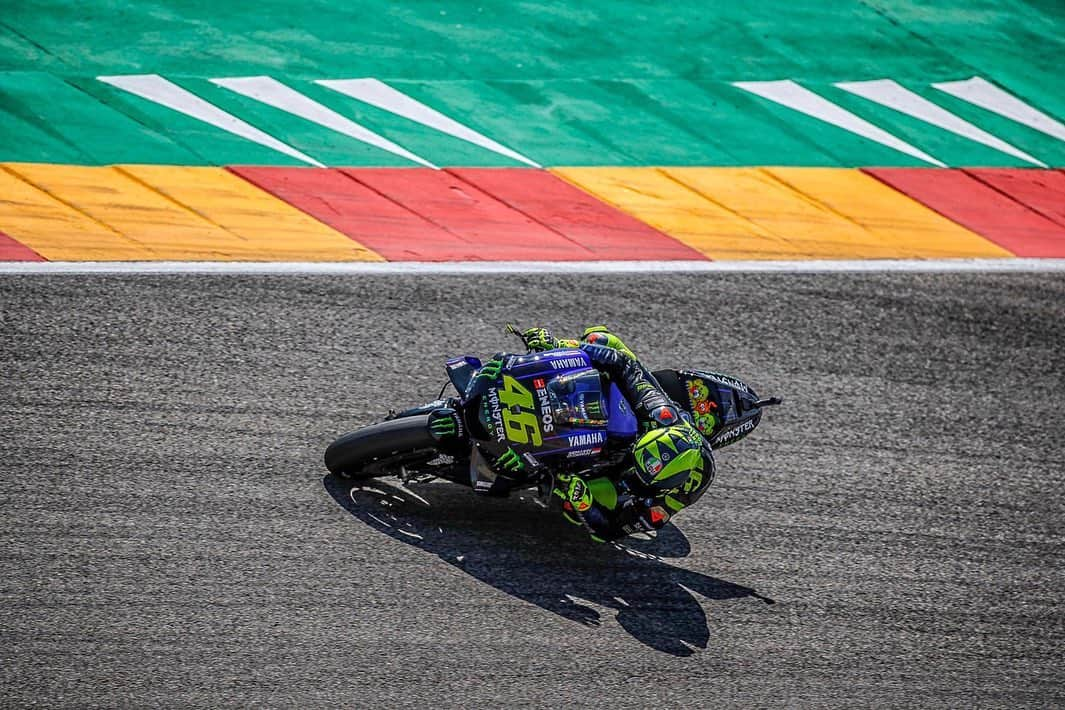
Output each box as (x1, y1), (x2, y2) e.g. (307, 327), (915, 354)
(432, 325), (715, 542)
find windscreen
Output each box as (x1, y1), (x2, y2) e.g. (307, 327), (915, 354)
(545, 369), (607, 429)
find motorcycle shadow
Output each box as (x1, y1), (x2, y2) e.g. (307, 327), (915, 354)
(323, 474), (775, 657)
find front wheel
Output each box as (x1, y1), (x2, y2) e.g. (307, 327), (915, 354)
(324, 414), (440, 479)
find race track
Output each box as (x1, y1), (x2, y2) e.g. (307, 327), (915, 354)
(2, 272), (1064, 707)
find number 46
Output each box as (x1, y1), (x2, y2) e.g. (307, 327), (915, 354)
(498, 375), (542, 446)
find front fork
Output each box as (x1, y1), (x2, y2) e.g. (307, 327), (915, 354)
(387, 397), (469, 450)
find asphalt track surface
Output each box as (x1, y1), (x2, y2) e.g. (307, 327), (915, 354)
(2, 272), (1064, 707)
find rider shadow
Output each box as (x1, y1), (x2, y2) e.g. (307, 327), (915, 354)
(323, 475), (775, 656)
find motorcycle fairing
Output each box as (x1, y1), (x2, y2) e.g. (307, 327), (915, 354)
(475, 349), (637, 465)
(606, 382), (638, 437)
(468, 445), (517, 496)
(655, 368), (765, 449)
(445, 355), (482, 395)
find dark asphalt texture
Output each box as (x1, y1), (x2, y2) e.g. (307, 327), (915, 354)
(2, 272), (1064, 708)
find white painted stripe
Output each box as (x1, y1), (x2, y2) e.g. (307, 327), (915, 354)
(97, 74), (323, 166)
(3, 259), (1062, 275)
(316, 78), (541, 168)
(835, 79), (1046, 167)
(733, 80), (946, 166)
(932, 76), (1065, 144)
(209, 76), (436, 169)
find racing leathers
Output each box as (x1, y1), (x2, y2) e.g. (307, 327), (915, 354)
(527, 326), (716, 542)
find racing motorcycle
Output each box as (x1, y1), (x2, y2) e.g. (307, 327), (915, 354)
(324, 326), (780, 498)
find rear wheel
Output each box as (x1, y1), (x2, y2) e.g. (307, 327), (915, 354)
(324, 414), (440, 479)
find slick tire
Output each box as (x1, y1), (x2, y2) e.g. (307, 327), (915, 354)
(324, 414), (439, 479)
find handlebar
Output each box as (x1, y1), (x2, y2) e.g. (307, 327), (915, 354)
(504, 322), (536, 353)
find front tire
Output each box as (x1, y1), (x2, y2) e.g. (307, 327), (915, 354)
(324, 414), (439, 479)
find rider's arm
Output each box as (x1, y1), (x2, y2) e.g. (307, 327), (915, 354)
(518, 325), (635, 356)
(580, 342), (682, 428)
(558, 473), (684, 542)
(515, 325), (674, 433)
(559, 441), (715, 541)
(557, 474), (645, 542)
(573, 339), (717, 538)
(525, 326), (713, 539)
(579, 326), (637, 359)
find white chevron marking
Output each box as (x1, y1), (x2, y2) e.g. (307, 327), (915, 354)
(932, 76), (1065, 144)
(210, 76), (436, 168)
(733, 79), (946, 166)
(836, 79), (1045, 166)
(97, 74), (323, 166)
(316, 78), (541, 167)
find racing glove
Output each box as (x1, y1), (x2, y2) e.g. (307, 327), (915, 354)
(554, 474), (671, 541)
(554, 472), (593, 513)
(520, 327), (559, 352)
(553, 473), (608, 542)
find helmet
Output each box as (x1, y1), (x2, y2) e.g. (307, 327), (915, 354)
(630, 425), (704, 494)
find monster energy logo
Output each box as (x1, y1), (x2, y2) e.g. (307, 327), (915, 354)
(487, 388), (505, 442)
(577, 393), (603, 421)
(714, 418), (755, 444)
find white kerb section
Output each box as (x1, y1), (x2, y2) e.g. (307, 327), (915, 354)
(209, 76), (436, 169)
(317, 78), (541, 167)
(733, 79), (946, 166)
(932, 76), (1065, 144)
(835, 79), (1046, 167)
(4, 259), (1064, 275)
(97, 74), (323, 166)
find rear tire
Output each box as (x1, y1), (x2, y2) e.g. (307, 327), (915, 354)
(324, 414), (439, 479)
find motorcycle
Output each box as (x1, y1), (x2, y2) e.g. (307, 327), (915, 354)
(324, 326), (780, 500)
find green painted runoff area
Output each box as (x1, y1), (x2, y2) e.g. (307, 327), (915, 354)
(0, 1), (1062, 166)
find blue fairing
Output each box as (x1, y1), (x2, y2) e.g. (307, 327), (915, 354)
(607, 382), (638, 437)
(445, 355), (482, 395)
(467, 349), (638, 464)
